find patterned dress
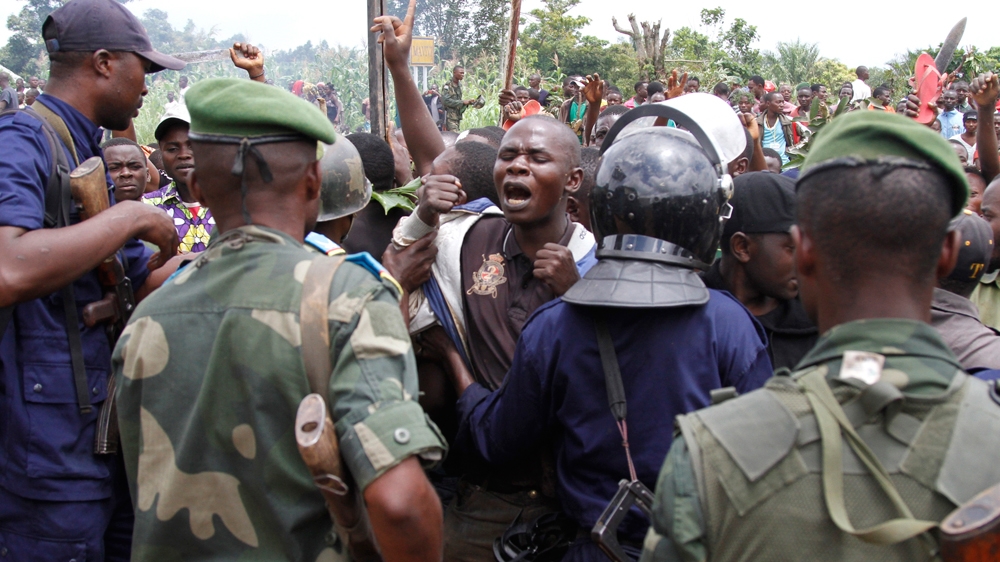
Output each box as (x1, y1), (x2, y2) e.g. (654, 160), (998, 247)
(142, 182), (215, 253)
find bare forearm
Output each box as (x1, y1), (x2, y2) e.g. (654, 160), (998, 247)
(365, 457), (443, 562)
(583, 101), (601, 147)
(749, 137), (768, 172)
(978, 105), (998, 183)
(387, 61), (445, 176)
(0, 202), (153, 306)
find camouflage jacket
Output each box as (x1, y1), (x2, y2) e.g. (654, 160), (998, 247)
(440, 80), (466, 116)
(113, 225), (446, 561)
(641, 319), (981, 562)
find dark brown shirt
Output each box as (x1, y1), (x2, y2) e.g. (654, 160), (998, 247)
(461, 216), (574, 390)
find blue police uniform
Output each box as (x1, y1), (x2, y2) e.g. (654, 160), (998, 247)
(455, 290), (774, 562)
(0, 94), (152, 560)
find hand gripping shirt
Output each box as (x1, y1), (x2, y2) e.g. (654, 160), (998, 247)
(113, 225), (445, 561)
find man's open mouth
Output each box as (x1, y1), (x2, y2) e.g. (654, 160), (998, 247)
(503, 183), (532, 210)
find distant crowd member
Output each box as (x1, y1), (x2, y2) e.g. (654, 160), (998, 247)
(950, 139), (969, 166)
(441, 65), (474, 131)
(810, 82), (828, 102)
(702, 172), (818, 370)
(0, 72), (16, 111)
(163, 90), (180, 113)
(23, 88), (38, 107)
(102, 137), (150, 202)
(645, 81), (665, 104)
(850, 65), (871, 101)
(972, 178), (1000, 329)
(529, 72), (549, 106)
(867, 86), (894, 112)
(606, 87), (623, 106)
(757, 92), (806, 164)
(967, 166), (986, 214)
(423, 83), (444, 129)
(938, 89), (964, 138)
(953, 79), (973, 113)
(685, 76), (700, 93)
(791, 85), (813, 121)
(932, 210), (1000, 370)
(779, 82), (792, 104)
(762, 147), (783, 173)
(142, 105), (214, 253)
(625, 80), (648, 108)
(951, 111), (978, 160)
(713, 81), (730, 102)
(748, 74), (766, 110)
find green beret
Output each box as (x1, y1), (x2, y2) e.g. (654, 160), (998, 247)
(185, 78), (336, 144)
(799, 111), (968, 215)
(795, 82), (810, 92)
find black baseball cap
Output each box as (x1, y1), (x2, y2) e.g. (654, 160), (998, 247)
(723, 171), (797, 243)
(43, 0), (185, 73)
(948, 210), (994, 283)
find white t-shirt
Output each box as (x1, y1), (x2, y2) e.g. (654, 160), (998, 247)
(851, 79), (872, 102)
(950, 133), (976, 161)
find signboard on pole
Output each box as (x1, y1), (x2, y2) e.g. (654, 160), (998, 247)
(410, 37), (436, 66)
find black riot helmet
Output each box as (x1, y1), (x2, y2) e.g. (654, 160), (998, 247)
(590, 103), (734, 267)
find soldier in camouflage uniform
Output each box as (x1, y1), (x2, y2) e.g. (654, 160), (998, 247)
(641, 112), (1000, 562)
(112, 78), (446, 561)
(440, 65), (474, 132)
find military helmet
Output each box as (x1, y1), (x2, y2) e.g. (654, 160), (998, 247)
(591, 104), (734, 266)
(317, 137), (371, 222)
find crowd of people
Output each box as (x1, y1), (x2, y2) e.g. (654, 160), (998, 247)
(2, 0), (1000, 561)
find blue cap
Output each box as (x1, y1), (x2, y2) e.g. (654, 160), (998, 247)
(43, 0), (184, 73)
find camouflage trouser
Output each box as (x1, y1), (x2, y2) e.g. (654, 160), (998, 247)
(445, 115), (462, 132)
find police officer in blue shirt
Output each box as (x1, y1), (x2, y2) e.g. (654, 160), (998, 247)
(0, 0), (182, 559)
(442, 107), (775, 562)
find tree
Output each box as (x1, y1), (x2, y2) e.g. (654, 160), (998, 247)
(613, 14), (670, 80)
(811, 58), (853, 90)
(520, 0), (589, 72)
(701, 8), (760, 78)
(761, 40), (820, 85)
(1, 0), (135, 76)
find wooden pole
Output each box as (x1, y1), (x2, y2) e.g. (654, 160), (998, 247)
(501, 0), (522, 91)
(367, 0), (389, 142)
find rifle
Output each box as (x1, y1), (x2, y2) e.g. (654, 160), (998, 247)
(69, 156), (136, 455)
(940, 480), (1000, 561)
(295, 393), (382, 561)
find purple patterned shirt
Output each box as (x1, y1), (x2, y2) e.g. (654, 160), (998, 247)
(142, 182), (214, 253)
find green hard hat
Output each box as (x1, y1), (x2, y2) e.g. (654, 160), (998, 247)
(317, 137), (371, 222)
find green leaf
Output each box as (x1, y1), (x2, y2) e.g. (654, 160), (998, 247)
(370, 178), (420, 214)
(809, 97), (821, 121)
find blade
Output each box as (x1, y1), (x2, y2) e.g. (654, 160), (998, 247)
(170, 49), (230, 65)
(935, 18), (966, 74)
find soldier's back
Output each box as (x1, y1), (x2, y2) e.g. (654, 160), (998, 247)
(645, 319), (1000, 562)
(113, 225), (443, 561)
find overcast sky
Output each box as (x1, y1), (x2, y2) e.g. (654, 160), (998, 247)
(0, 1), (988, 70)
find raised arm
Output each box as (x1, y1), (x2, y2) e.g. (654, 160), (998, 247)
(371, 0), (446, 176)
(971, 72), (999, 183)
(582, 74), (604, 147)
(229, 42), (267, 83)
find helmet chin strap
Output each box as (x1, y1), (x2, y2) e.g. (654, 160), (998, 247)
(597, 234), (712, 271)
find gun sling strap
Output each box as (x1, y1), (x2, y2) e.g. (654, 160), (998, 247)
(0, 102), (92, 414)
(594, 316), (638, 483)
(299, 254), (346, 395)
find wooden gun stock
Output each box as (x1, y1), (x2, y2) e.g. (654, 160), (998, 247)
(70, 157), (110, 220)
(940, 481), (1000, 561)
(296, 393), (382, 562)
